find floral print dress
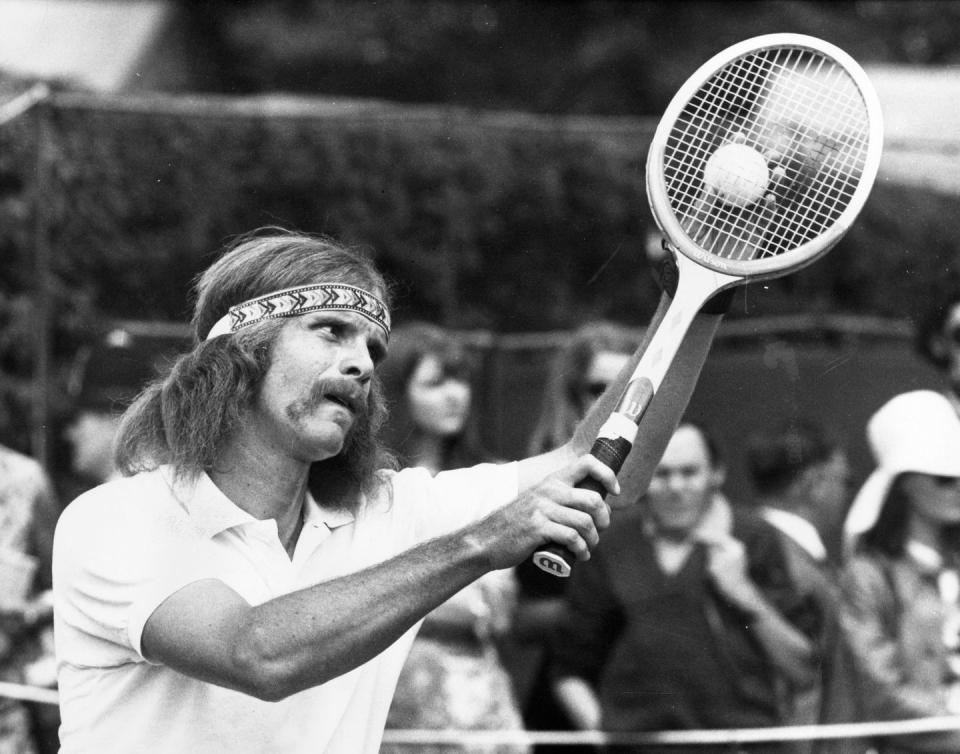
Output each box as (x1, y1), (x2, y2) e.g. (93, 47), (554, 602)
(0, 446), (60, 754)
(382, 567), (529, 754)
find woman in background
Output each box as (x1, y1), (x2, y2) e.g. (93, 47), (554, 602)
(379, 321), (528, 754)
(525, 321), (638, 457)
(512, 321), (638, 753)
(840, 390), (960, 753)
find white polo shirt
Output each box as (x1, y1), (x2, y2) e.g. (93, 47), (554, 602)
(53, 462), (518, 754)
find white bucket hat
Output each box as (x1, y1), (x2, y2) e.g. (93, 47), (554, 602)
(843, 390), (960, 549)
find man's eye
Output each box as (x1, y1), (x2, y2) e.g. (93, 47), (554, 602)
(312, 322), (339, 336)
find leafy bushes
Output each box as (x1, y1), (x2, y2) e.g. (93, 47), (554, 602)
(0, 91), (957, 456)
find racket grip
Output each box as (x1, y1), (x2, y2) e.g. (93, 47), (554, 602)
(532, 435), (633, 578)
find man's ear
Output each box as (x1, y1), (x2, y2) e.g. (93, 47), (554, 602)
(711, 464), (727, 491)
(794, 465), (819, 498)
(929, 333), (950, 363)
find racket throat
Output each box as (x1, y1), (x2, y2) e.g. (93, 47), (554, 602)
(632, 254), (741, 399)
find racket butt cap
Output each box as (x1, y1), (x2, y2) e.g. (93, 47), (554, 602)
(532, 548), (572, 578)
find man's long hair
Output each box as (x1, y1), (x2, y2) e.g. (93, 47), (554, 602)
(114, 228), (396, 511)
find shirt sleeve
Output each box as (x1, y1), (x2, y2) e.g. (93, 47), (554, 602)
(53, 485), (229, 666)
(389, 462), (520, 543)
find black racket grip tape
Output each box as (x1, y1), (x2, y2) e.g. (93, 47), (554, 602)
(532, 434), (634, 578)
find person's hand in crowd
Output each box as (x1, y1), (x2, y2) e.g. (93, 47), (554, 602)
(698, 531), (767, 613)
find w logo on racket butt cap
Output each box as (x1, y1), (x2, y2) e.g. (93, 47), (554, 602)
(534, 550), (571, 578)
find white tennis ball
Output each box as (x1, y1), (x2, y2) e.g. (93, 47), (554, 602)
(702, 143), (770, 207)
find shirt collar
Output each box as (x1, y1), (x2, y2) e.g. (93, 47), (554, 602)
(162, 466), (355, 538)
(761, 507), (828, 562)
(163, 467), (254, 538)
(305, 496), (355, 530)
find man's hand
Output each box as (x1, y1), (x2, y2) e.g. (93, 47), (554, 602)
(699, 532), (815, 684)
(469, 455), (618, 571)
(698, 531), (766, 614)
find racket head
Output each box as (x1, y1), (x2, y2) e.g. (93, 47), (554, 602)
(645, 33), (884, 279)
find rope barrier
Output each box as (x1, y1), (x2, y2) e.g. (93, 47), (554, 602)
(381, 717), (960, 746)
(0, 682), (58, 706)
(0, 83), (49, 126)
(0, 678), (955, 746)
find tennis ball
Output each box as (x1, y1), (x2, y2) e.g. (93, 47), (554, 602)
(702, 143), (770, 207)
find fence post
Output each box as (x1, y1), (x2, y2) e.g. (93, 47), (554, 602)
(31, 91), (53, 469)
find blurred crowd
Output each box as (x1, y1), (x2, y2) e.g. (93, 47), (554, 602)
(2, 286), (960, 753)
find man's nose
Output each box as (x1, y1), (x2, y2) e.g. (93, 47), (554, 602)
(665, 472), (687, 493)
(338, 337), (374, 381)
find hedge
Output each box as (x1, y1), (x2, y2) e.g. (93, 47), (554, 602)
(0, 90), (957, 456)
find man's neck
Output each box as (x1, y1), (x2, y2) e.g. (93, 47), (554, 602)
(210, 437), (311, 555)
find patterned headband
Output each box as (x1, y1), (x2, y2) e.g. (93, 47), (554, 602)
(205, 283), (391, 340)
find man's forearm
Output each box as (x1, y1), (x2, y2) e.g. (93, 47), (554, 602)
(746, 598), (815, 686)
(553, 675), (602, 730)
(144, 524), (494, 702)
(233, 527), (489, 698)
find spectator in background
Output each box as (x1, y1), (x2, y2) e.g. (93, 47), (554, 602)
(377, 322), (492, 474)
(840, 391), (960, 753)
(551, 420), (815, 754)
(907, 286), (960, 740)
(0, 444), (60, 754)
(378, 322), (528, 754)
(914, 287), (960, 413)
(512, 321), (638, 752)
(525, 321), (638, 457)
(64, 327), (177, 488)
(747, 421), (862, 754)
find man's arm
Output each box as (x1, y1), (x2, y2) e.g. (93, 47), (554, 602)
(142, 455), (617, 701)
(517, 290), (726, 501)
(701, 532), (815, 686)
(553, 675), (602, 730)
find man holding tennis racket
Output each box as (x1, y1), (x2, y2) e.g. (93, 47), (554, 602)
(51, 228), (725, 754)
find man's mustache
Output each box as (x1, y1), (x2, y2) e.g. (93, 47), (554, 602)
(289, 378), (369, 422)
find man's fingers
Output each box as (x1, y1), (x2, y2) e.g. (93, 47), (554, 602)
(540, 515), (596, 562)
(559, 454), (621, 499)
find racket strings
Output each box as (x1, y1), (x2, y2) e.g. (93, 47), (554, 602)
(663, 45), (871, 261)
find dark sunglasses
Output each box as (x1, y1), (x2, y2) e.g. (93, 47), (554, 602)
(947, 325), (960, 347)
(582, 382), (610, 399)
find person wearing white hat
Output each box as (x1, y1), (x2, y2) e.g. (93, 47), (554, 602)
(839, 390), (960, 753)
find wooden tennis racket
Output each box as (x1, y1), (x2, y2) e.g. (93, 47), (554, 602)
(534, 33), (884, 577)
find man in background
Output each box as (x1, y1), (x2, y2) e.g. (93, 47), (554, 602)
(747, 421), (863, 753)
(551, 420), (814, 753)
(64, 326), (186, 487)
(915, 286), (960, 415)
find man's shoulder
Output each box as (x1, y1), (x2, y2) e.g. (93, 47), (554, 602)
(730, 505), (791, 561)
(374, 462), (517, 506)
(731, 504), (779, 538)
(56, 469), (180, 541)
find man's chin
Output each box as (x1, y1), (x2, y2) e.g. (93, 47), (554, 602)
(307, 427), (351, 462)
